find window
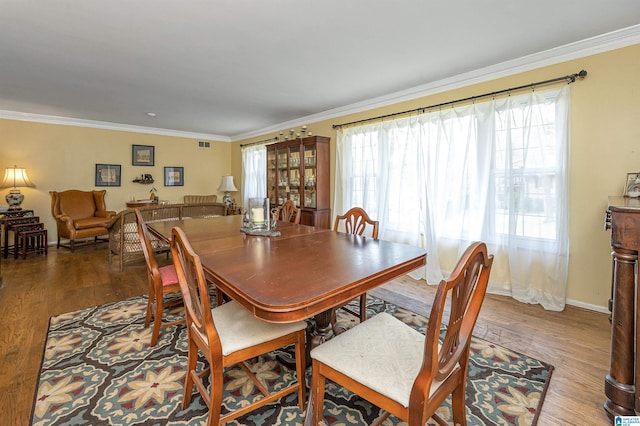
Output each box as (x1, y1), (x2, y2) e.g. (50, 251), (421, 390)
(335, 86), (570, 310)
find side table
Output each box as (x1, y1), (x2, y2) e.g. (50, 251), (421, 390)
(1, 210), (35, 259)
(126, 200), (159, 208)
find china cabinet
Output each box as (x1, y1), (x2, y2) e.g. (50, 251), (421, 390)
(266, 136), (330, 228)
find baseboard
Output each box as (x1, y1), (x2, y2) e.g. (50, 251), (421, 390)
(566, 298), (609, 314)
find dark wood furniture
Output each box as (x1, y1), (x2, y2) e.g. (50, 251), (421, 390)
(266, 136), (331, 229)
(1, 210), (36, 259)
(310, 242), (493, 426)
(148, 215), (426, 334)
(14, 222), (47, 259)
(604, 196), (640, 419)
(171, 226), (307, 425)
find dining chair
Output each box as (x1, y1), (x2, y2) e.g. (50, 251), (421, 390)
(310, 241), (494, 426)
(333, 207), (379, 322)
(135, 209), (184, 347)
(276, 199), (300, 224)
(170, 226), (307, 426)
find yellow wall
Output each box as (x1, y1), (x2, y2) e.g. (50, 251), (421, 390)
(0, 120), (231, 241)
(233, 43), (640, 310)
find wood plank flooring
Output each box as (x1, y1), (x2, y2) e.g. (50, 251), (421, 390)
(0, 245), (612, 425)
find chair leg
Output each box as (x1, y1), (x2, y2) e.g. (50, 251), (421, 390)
(311, 360), (326, 425)
(150, 293), (163, 346)
(144, 293), (153, 329)
(207, 367), (224, 426)
(70, 239), (75, 252)
(295, 331), (307, 409)
(451, 383), (467, 426)
(182, 339), (198, 409)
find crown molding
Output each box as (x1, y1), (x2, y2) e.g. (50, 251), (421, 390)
(232, 24), (640, 141)
(0, 110), (231, 142)
(1, 24), (639, 143)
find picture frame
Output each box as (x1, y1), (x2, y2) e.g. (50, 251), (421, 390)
(132, 144), (155, 166)
(164, 166), (184, 186)
(625, 172), (640, 197)
(95, 164), (121, 187)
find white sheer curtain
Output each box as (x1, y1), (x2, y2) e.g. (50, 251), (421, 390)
(241, 144), (266, 208)
(334, 86), (570, 311)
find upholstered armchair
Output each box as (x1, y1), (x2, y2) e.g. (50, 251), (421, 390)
(50, 190), (116, 251)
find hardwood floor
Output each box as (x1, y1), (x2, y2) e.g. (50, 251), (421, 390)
(0, 245), (612, 425)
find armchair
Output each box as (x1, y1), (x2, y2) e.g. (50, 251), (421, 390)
(50, 190), (116, 251)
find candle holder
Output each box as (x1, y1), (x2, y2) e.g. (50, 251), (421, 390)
(241, 198), (281, 236)
(248, 197), (270, 231)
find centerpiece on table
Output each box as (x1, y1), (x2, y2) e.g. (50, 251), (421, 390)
(240, 197), (281, 236)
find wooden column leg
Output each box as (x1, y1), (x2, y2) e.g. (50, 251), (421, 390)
(604, 247), (637, 418)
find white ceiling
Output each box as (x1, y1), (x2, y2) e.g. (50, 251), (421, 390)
(1, 1), (639, 141)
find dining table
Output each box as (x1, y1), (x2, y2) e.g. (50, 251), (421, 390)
(148, 214), (426, 424)
(147, 214), (426, 341)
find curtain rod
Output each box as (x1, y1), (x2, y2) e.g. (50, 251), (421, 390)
(333, 70), (587, 129)
(240, 136), (279, 148)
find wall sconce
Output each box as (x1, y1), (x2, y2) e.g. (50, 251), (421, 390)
(217, 175), (238, 206)
(0, 165), (35, 210)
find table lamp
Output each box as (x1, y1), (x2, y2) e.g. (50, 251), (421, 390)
(1, 165), (35, 210)
(217, 175), (238, 206)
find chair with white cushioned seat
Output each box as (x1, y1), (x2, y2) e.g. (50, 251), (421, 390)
(135, 209), (184, 347)
(170, 226), (307, 426)
(310, 241), (494, 426)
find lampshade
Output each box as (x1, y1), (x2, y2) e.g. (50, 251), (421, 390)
(217, 175), (238, 192)
(1, 165), (35, 210)
(1, 165), (35, 189)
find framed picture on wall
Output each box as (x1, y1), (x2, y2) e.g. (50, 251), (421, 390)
(164, 166), (184, 186)
(625, 172), (640, 197)
(95, 164), (121, 187)
(132, 144), (155, 166)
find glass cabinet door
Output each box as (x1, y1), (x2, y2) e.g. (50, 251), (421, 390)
(303, 143), (317, 208)
(267, 148), (277, 206)
(289, 145), (301, 206)
(276, 148), (288, 205)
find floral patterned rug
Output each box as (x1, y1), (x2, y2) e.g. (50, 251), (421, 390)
(31, 295), (552, 425)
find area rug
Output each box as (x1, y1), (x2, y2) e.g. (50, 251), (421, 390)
(31, 295), (553, 426)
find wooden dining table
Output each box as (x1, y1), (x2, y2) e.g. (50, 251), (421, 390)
(149, 214), (426, 424)
(148, 214), (426, 340)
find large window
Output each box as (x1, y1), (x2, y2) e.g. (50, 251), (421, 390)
(493, 97), (560, 240)
(241, 144), (266, 208)
(334, 86), (570, 310)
